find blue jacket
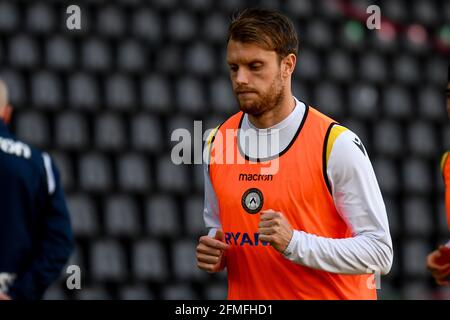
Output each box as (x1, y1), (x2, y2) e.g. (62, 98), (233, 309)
(0, 120), (74, 300)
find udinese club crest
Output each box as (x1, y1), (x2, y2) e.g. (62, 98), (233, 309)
(241, 188), (264, 214)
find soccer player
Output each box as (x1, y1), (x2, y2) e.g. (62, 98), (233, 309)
(196, 8), (393, 300)
(426, 81), (450, 286)
(0, 80), (74, 300)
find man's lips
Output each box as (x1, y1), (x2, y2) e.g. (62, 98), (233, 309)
(237, 91), (257, 95)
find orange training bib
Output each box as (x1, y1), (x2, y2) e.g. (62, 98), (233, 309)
(209, 106), (376, 300)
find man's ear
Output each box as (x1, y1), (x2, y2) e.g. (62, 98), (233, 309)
(1, 105), (13, 124)
(282, 54), (296, 78)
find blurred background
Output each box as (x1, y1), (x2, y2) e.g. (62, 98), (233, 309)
(0, 0), (449, 300)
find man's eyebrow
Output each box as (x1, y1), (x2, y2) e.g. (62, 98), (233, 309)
(227, 59), (264, 65)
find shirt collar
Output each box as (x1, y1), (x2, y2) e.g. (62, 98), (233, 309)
(245, 96), (304, 132)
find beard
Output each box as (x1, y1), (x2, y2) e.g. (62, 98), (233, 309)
(235, 75), (284, 116)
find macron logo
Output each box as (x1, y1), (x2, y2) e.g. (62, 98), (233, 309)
(352, 137), (367, 157)
(238, 173), (273, 182)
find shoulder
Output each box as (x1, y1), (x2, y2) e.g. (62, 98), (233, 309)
(12, 133), (59, 188)
(326, 124), (369, 169)
(220, 111), (243, 130)
(325, 125), (376, 194)
(309, 106), (337, 125)
(0, 132), (47, 169)
(0, 133), (33, 160)
(206, 112), (242, 147)
(205, 125), (220, 149)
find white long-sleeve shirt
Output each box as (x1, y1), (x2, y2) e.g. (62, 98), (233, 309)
(203, 97), (393, 275)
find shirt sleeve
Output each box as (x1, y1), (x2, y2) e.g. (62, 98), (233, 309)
(282, 127), (394, 275)
(203, 162), (221, 238)
(8, 154), (74, 300)
(203, 128), (222, 238)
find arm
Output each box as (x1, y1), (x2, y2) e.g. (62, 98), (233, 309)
(197, 130), (228, 273)
(281, 128), (393, 275)
(198, 163), (228, 273)
(8, 154), (74, 300)
(426, 152), (450, 285)
(203, 160), (221, 238)
(202, 127), (222, 238)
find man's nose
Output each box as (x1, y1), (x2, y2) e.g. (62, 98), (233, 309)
(235, 69), (249, 85)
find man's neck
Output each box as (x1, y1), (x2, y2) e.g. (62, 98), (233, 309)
(248, 95), (296, 129)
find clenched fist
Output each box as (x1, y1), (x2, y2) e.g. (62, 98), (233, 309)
(196, 229), (229, 273)
(258, 209), (293, 253)
(427, 246), (450, 286)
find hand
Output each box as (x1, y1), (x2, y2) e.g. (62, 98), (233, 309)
(196, 230), (229, 273)
(427, 247), (450, 286)
(0, 293), (11, 300)
(258, 209), (293, 253)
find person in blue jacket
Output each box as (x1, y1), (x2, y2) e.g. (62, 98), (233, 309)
(0, 79), (74, 300)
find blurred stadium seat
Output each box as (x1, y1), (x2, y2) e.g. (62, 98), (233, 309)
(91, 239), (127, 282)
(145, 195), (180, 237)
(16, 111), (50, 148)
(67, 194), (99, 237)
(95, 113), (126, 151)
(119, 284), (154, 300)
(133, 239), (169, 282)
(68, 72), (101, 110)
(104, 195), (141, 237)
(162, 283), (199, 300)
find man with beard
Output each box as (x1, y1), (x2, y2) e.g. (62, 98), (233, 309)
(196, 8), (393, 299)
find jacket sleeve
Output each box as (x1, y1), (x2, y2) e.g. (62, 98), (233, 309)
(8, 154), (74, 300)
